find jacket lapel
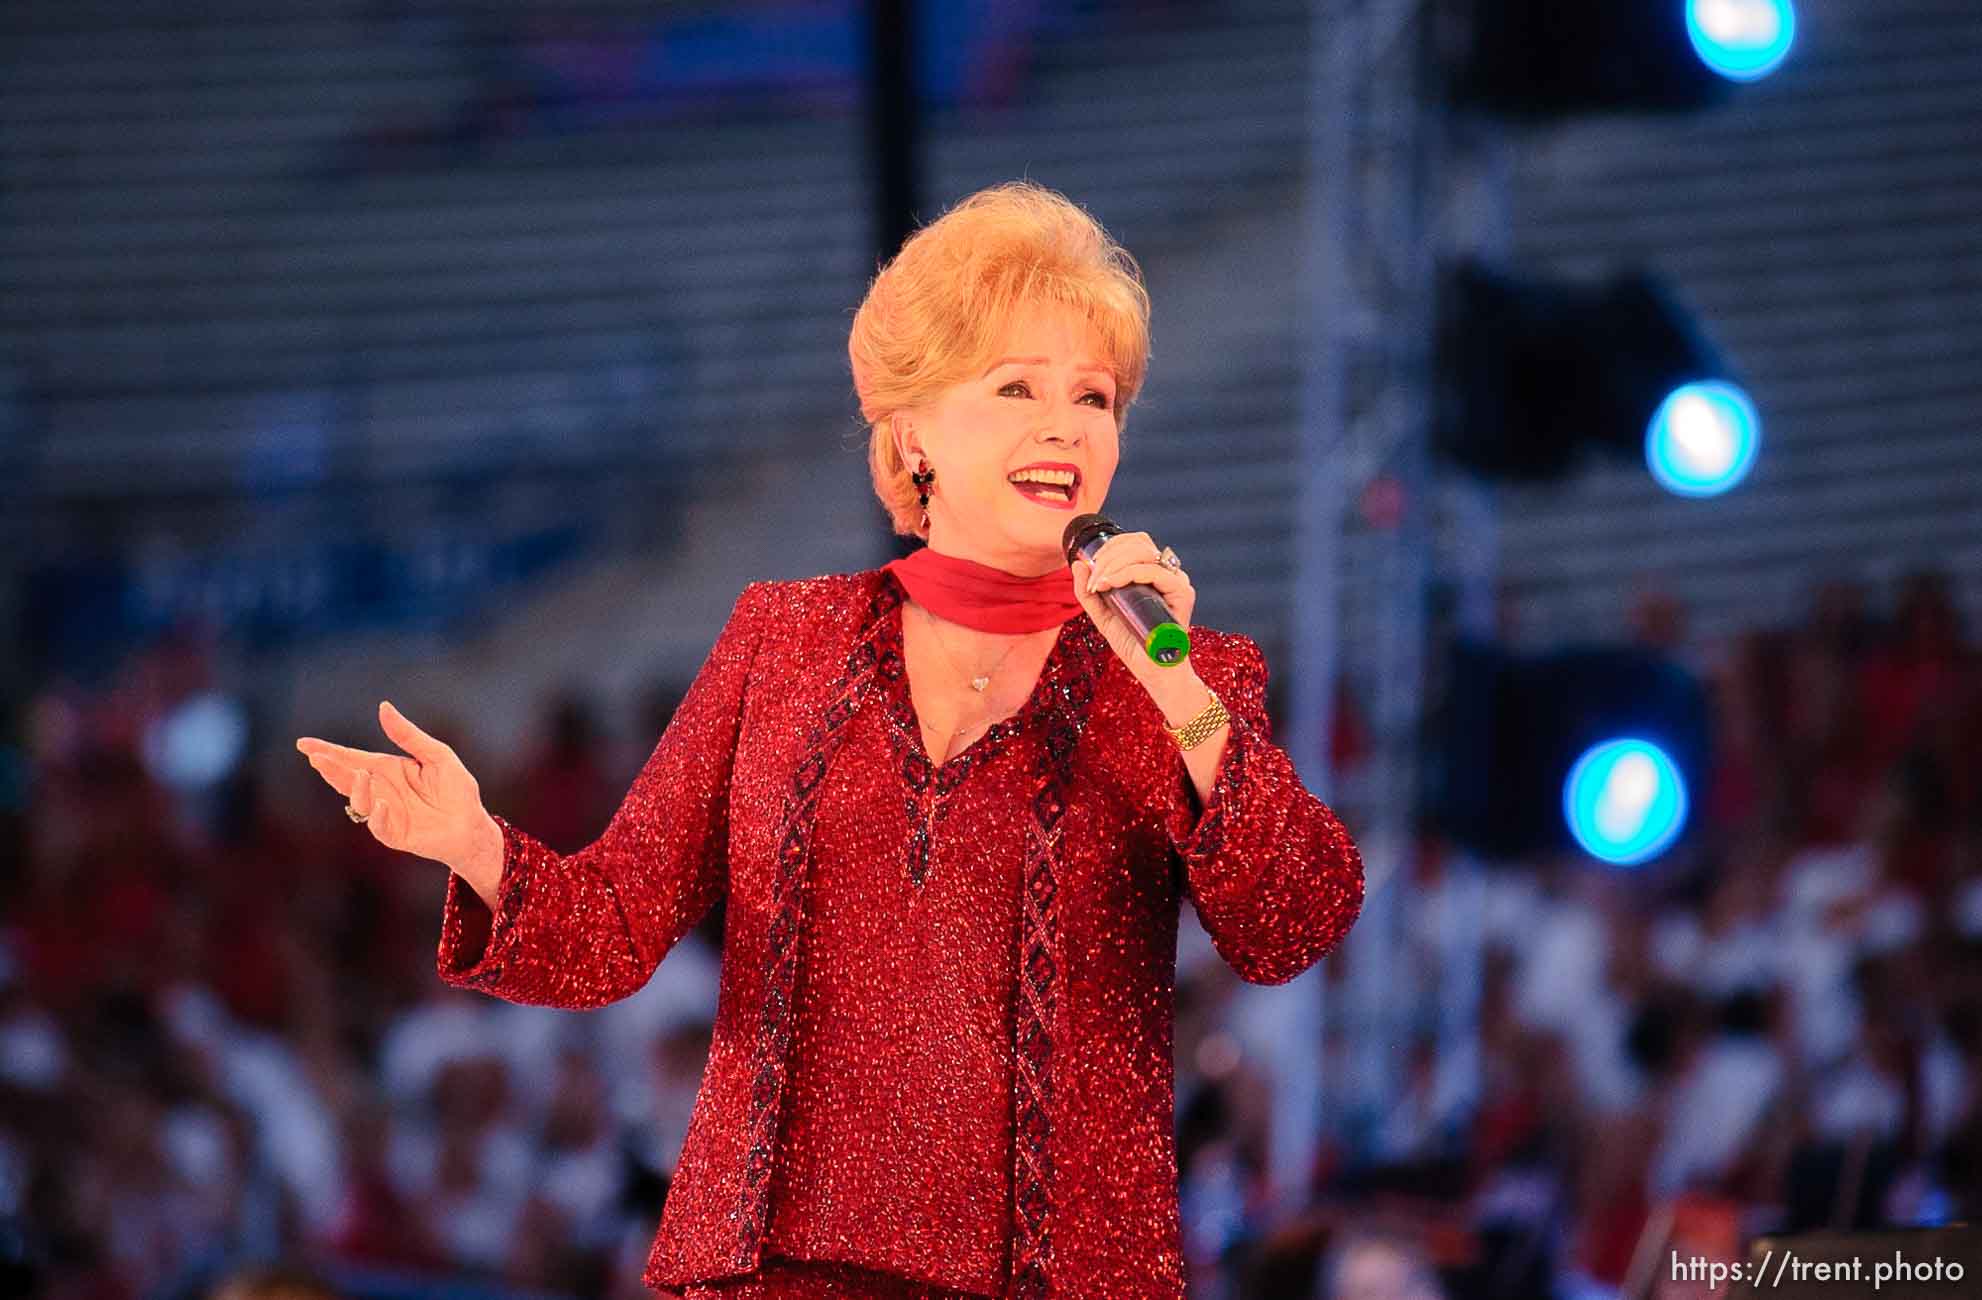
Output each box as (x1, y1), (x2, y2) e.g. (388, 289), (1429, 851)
(730, 571), (901, 1267)
(1012, 609), (1104, 1298)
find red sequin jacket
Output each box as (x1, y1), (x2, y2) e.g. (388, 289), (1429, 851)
(435, 566), (1364, 1298)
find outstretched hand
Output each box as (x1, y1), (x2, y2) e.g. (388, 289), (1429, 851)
(297, 701), (499, 885)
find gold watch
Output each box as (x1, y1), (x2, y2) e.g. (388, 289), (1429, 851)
(1164, 687), (1230, 751)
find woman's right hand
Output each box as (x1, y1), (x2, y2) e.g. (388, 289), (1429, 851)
(297, 701), (504, 901)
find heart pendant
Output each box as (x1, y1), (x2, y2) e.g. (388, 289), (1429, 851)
(971, 676), (990, 693)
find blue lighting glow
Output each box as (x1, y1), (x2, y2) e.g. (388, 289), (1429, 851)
(1563, 738), (1689, 867)
(1646, 380), (1762, 498)
(1686, 0), (1797, 82)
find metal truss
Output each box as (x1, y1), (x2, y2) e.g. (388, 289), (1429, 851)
(1272, 0), (1509, 1204)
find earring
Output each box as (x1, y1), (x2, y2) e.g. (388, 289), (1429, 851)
(910, 458), (936, 532)
(903, 427), (935, 532)
(910, 459), (935, 508)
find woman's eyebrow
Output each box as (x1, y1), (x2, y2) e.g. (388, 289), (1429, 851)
(982, 355), (1114, 380)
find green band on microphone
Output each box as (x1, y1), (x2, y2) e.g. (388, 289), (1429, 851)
(1145, 621), (1191, 667)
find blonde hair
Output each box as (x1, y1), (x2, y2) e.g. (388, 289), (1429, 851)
(848, 180), (1152, 540)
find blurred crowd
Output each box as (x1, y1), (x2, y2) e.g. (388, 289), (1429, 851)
(4, 659), (710, 1300)
(1176, 570), (1982, 1298)
(3, 568), (1979, 1300)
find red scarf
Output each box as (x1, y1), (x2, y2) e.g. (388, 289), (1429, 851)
(883, 546), (1084, 634)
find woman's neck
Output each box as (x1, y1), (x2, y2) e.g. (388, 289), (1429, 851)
(924, 535), (1065, 580)
(908, 596), (1059, 645)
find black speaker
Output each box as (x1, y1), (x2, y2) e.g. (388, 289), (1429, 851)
(1433, 260), (1725, 484)
(1425, 639), (1710, 863)
(1454, 0), (1731, 118)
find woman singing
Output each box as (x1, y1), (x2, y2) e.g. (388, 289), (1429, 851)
(297, 181), (1365, 1300)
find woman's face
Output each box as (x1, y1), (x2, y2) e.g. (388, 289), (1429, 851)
(899, 302), (1121, 576)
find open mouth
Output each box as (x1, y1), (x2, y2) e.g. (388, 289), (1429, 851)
(1008, 472), (1079, 508)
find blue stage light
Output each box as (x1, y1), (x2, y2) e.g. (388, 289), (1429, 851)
(1646, 380), (1761, 498)
(1686, 0), (1796, 82)
(1563, 739), (1688, 867)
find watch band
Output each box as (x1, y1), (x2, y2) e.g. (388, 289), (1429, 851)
(1164, 687), (1230, 751)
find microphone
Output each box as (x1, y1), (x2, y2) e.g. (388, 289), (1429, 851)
(1063, 513), (1192, 667)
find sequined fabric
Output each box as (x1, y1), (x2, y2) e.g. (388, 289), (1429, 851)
(436, 566), (1364, 1298)
(666, 1255), (988, 1298)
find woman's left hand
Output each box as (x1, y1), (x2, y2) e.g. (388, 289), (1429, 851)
(1071, 531), (1197, 691)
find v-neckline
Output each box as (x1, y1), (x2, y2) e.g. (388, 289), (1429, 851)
(877, 568), (1078, 782)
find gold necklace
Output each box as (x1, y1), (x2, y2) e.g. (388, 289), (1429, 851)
(915, 602), (1030, 750)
